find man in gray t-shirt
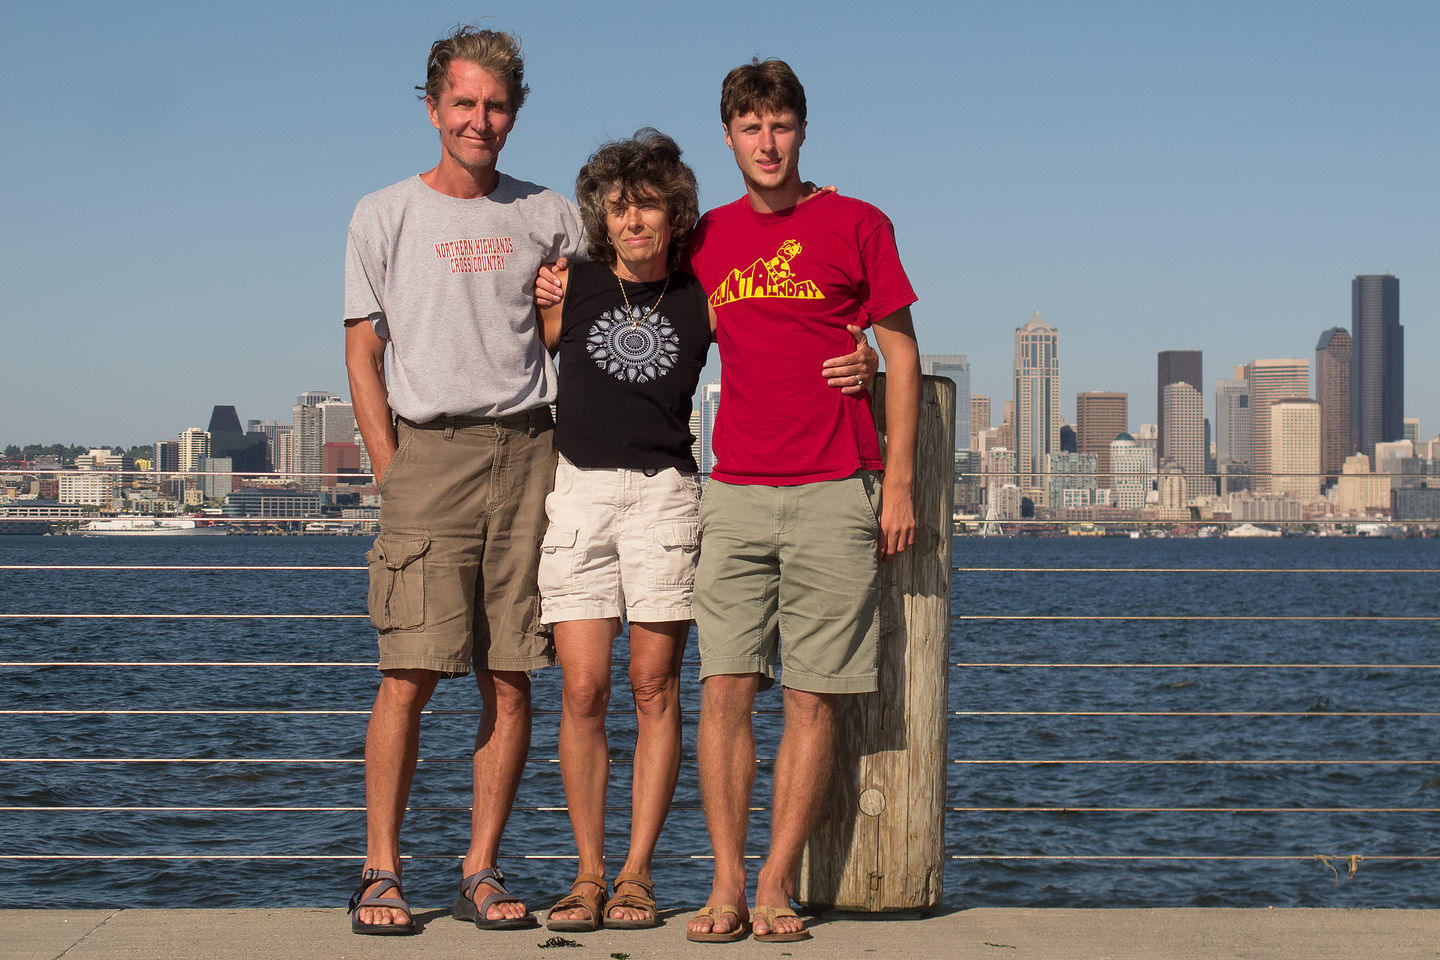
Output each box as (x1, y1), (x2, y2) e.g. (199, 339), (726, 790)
(342, 25), (582, 936)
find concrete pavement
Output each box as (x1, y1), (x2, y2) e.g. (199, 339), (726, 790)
(6, 907), (1439, 960)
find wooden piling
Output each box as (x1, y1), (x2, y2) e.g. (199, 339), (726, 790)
(797, 372), (956, 913)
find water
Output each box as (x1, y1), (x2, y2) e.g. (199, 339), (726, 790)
(1, 534), (1437, 910)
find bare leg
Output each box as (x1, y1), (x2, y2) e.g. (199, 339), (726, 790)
(609, 620), (686, 924)
(547, 618), (620, 923)
(458, 668), (534, 923)
(358, 668), (440, 928)
(687, 672), (760, 938)
(751, 687), (837, 939)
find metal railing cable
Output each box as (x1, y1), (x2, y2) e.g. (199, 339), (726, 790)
(3, 558), (1438, 887)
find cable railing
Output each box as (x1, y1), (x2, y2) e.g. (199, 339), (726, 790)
(2, 542), (1439, 907)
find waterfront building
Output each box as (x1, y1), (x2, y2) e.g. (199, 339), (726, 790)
(1392, 486), (1440, 521)
(1314, 328), (1352, 486)
(1245, 358), (1309, 493)
(1156, 350), (1202, 458)
(1043, 451), (1098, 512)
(969, 395), (990, 452)
(1350, 274), (1403, 460)
(1109, 433), (1155, 511)
(1155, 463), (1189, 521)
(921, 354), (970, 455)
(57, 470), (117, 507)
(1013, 312), (1061, 485)
(1232, 494), (1304, 522)
(993, 481), (1022, 521)
(1333, 453), (1390, 515)
(1161, 381), (1207, 500)
(1269, 398), (1321, 502)
(1075, 391), (1127, 490)
(223, 487), (324, 521)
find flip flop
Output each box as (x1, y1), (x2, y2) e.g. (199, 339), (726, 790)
(751, 904), (811, 943)
(605, 872), (659, 930)
(347, 868), (418, 936)
(546, 873), (607, 932)
(452, 866), (538, 930)
(686, 904), (750, 943)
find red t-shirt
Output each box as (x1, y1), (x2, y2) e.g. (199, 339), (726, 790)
(687, 192), (917, 485)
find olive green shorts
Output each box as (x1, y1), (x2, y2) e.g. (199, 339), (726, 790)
(366, 411), (557, 675)
(693, 472), (881, 694)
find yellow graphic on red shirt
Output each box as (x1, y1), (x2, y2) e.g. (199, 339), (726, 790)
(707, 239), (826, 308)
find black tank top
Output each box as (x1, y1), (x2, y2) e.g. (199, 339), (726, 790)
(553, 260), (711, 471)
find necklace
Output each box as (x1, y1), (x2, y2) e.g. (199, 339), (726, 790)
(616, 270), (670, 329)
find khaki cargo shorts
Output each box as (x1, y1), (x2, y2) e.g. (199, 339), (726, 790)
(693, 472), (881, 694)
(366, 411), (557, 675)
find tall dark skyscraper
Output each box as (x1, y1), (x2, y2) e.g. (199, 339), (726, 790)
(1315, 327), (1352, 484)
(1157, 350), (1202, 459)
(1349, 274), (1403, 460)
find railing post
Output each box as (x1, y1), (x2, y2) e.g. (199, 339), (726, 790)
(798, 373), (956, 912)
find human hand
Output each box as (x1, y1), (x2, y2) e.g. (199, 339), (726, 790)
(878, 485), (916, 560)
(535, 257), (568, 307)
(822, 325), (879, 394)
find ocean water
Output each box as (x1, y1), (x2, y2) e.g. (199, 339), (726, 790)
(1, 534), (1437, 911)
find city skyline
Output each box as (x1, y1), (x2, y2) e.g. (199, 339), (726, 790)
(4, 3), (1436, 447)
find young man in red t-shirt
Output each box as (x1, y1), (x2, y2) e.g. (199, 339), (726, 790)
(684, 58), (922, 944)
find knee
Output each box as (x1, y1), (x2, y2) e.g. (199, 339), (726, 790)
(629, 669), (678, 718)
(376, 670), (439, 714)
(484, 670), (533, 720)
(562, 670), (611, 720)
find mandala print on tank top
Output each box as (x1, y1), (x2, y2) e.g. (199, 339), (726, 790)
(585, 307), (681, 383)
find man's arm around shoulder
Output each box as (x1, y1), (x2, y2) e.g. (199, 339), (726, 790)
(871, 306), (921, 560)
(345, 319), (398, 484)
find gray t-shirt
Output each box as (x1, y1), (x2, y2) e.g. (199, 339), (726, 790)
(344, 173), (584, 421)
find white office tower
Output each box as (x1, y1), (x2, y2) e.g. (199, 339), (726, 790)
(177, 428), (211, 474)
(1214, 374), (1251, 494)
(1269, 399), (1321, 502)
(1161, 381), (1207, 501)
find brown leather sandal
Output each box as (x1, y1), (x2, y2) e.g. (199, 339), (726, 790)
(605, 871), (659, 929)
(545, 873), (607, 932)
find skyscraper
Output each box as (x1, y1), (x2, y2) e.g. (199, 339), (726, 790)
(1157, 350), (1202, 458)
(1245, 358), (1309, 493)
(292, 391), (343, 490)
(1315, 327), (1352, 485)
(1270, 399), (1321, 501)
(1162, 382), (1207, 500)
(1075, 391), (1127, 487)
(698, 381), (722, 476)
(1350, 274), (1403, 460)
(970, 395), (990, 452)
(920, 354), (971, 456)
(1214, 370), (1251, 494)
(1013, 311), (1060, 486)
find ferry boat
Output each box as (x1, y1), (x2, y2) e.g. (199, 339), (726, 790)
(1225, 522), (1282, 538)
(79, 517), (229, 536)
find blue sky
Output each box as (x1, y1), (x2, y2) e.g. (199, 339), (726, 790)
(2, 1), (1435, 447)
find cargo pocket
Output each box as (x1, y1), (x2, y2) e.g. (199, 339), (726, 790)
(365, 535), (430, 632)
(653, 519), (700, 588)
(537, 526), (580, 595)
